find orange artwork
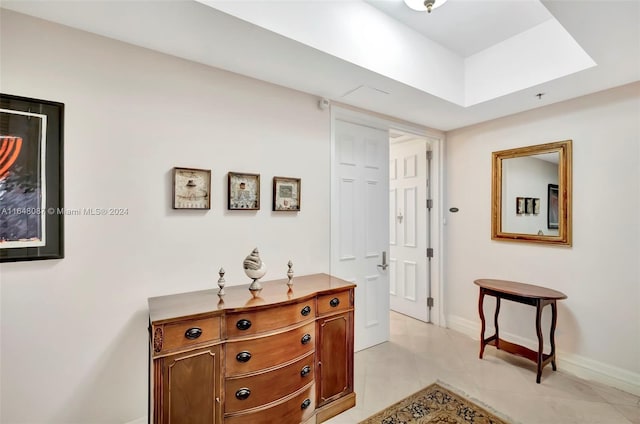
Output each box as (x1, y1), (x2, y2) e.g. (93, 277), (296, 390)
(0, 136), (23, 177)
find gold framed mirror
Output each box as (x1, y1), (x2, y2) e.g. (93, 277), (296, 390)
(492, 140), (572, 246)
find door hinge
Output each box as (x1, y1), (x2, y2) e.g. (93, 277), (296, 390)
(426, 199), (433, 209)
(426, 248), (434, 258)
(426, 151), (433, 160)
(427, 297), (434, 308)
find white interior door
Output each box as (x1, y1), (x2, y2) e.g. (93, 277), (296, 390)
(389, 138), (429, 322)
(331, 118), (390, 352)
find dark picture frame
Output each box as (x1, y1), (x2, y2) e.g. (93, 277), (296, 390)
(0, 93), (64, 262)
(273, 176), (301, 212)
(228, 172), (260, 210)
(516, 197), (525, 215)
(548, 184), (559, 229)
(532, 198), (540, 215)
(525, 197), (534, 215)
(172, 167), (211, 210)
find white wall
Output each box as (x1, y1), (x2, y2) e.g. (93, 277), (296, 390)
(445, 82), (640, 394)
(0, 11), (331, 423)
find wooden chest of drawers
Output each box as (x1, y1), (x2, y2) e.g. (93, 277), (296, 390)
(148, 273), (355, 424)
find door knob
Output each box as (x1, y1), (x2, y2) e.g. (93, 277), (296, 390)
(377, 251), (389, 270)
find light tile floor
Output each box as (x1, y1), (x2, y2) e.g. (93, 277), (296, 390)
(326, 311), (640, 424)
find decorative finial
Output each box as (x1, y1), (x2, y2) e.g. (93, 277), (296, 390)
(217, 268), (226, 296)
(287, 260), (294, 288)
(244, 247), (267, 297)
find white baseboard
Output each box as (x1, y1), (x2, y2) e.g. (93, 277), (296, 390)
(446, 314), (479, 340)
(446, 314), (640, 397)
(123, 417), (146, 424)
(559, 352), (640, 397)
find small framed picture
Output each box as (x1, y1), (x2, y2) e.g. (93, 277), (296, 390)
(273, 176), (301, 211)
(548, 184), (559, 229)
(516, 197), (525, 215)
(228, 172), (260, 210)
(525, 198), (534, 214)
(533, 198), (540, 215)
(173, 167), (211, 209)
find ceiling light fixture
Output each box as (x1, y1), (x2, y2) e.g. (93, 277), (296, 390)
(404, 0), (449, 14)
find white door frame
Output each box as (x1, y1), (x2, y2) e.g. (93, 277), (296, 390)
(330, 106), (445, 328)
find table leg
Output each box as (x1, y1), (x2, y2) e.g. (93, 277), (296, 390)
(478, 289), (486, 359)
(494, 297), (501, 349)
(535, 300), (544, 383)
(550, 300), (558, 371)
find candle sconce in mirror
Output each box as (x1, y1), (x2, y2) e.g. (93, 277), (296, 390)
(492, 140), (572, 246)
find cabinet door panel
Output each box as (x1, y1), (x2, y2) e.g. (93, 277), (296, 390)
(317, 312), (353, 405)
(160, 346), (221, 424)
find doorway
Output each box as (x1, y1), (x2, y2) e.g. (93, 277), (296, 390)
(389, 130), (431, 322)
(330, 107), (443, 352)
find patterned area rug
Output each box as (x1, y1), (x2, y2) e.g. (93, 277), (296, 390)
(359, 382), (512, 424)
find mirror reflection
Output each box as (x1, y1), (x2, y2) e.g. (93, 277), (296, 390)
(501, 152), (559, 236)
(492, 140), (572, 246)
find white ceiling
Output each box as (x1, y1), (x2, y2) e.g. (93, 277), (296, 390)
(365, 0), (553, 57)
(2, 0), (639, 131)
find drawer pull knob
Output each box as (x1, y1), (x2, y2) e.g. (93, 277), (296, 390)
(236, 319), (252, 331)
(301, 333), (312, 345)
(236, 351), (252, 363)
(301, 398), (311, 410)
(330, 297), (340, 308)
(301, 305), (311, 316)
(300, 365), (311, 377)
(235, 388), (251, 400)
(184, 327), (202, 340)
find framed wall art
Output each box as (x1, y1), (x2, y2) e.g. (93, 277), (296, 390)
(525, 197), (534, 215)
(173, 167), (211, 209)
(228, 172), (260, 210)
(533, 198), (540, 215)
(273, 176), (301, 211)
(0, 93), (64, 262)
(548, 184), (559, 229)
(516, 197), (525, 215)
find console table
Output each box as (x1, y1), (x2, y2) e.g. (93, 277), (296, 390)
(474, 279), (567, 383)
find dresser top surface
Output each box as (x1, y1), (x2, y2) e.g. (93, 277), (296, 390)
(148, 273), (355, 323)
